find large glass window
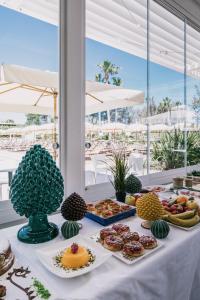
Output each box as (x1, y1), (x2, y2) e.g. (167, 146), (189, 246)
(0, 3), (59, 202)
(85, 0), (147, 186)
(149, 0), (185, 172)
(186, 24), (200, 167)
(85, 0), (200, 188)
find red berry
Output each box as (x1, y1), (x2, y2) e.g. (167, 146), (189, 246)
(71, 243), (79, 254)
(171, 205), (177, 210)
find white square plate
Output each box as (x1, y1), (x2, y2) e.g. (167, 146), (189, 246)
(90, 233), (164, 265)
(36, 235), (112, 278)
(166, 221), (200, 231)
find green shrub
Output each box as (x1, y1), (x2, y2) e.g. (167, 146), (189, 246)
(152, 129), (200, 170)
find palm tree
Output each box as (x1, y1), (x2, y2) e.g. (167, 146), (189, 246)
(112, 77), (122, 86)
(95, 60), (122, 124)
(174, 100), (182, 107)
(95, 73), (102, 83)
(157, 97), (173, 113)
(95, 60), (120, 84)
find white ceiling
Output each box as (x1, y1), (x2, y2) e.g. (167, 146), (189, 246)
(0, 0), (200, 78)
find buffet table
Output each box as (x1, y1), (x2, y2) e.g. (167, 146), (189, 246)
(1, 213), (200, 300)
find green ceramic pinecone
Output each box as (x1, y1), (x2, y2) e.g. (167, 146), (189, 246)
(151, 219), (170, 239)
(10, 144), (64, 218)
(125, 174), (142, 194)
(61, 192), (87, 221)
(61, 221), (80, 239)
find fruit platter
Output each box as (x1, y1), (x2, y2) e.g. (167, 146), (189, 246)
(178, 189), (200, 198)
(161, 195), (200, 230)
(86, 199), (136, 226)
(90, 223), (163, 265)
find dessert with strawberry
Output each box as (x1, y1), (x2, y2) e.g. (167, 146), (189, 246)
(60, 243), (90, 269)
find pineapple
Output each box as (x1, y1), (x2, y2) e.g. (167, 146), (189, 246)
(136, 193), (164, 228)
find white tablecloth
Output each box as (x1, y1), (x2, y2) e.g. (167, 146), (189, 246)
(1, 214), (200, 300)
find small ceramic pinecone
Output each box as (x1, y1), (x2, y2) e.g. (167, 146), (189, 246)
(61, 192), (87, 221)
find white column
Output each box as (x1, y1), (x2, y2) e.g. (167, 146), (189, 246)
(59, 0), (85, 197)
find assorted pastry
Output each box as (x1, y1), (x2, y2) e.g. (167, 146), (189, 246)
(54, 243), (95, 271)
(86, 199), (132, 218)
(98, 223), (158, 260)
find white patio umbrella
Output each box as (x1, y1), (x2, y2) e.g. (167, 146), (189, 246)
(0, 64), (57, 115)
(126, 123), (146, 132)
(100, 122), (127, 132)
(86, 81), (144, 115)
(150, 124), (173, 131)
(0, 126), (22, 135)
(0, 64), (58, 159)
(144, 105), (195, 126)
(0, 64), (144, 160)
(0, 65), (144, 116)
(85, 122), (99, 132)
(0, 123), (59, 135)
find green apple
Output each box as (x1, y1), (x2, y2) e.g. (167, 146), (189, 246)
(125, 195), (136, 206)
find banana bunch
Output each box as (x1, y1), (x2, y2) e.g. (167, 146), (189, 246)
(163, 210), (200, 228)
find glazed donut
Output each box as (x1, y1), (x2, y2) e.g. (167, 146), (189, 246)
(112, 223), (130, 234)
(100, 228), (117, 241)
(103, 235), (124, 251)
(139, 235), (157, 249)
(121, 231), (140, 243)
(122, 241), (144, 257)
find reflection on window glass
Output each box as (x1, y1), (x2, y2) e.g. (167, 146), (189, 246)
(85, 0), (147, 186)
(149, 0), (185, 172)
(186, 24), (200, 168)
(0, 3), (59, 201)
(85, 0), (200, 186)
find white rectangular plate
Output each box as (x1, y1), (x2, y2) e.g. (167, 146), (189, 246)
(36, 235), (112, 278)
(90, 233), (164, 265)
(167, 221), (200, 231)
(144, 185), (168, 193)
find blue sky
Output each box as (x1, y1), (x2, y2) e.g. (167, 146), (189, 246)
(0, 5), (198, 123)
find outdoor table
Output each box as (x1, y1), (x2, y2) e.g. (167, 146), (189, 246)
(1, 213), (200, 300)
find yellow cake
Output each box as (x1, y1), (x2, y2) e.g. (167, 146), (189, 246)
(61, 244), (89, 269)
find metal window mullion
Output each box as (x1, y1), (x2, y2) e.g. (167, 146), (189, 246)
(147, 0), (150, 175)
(184, 19), (187, 171)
